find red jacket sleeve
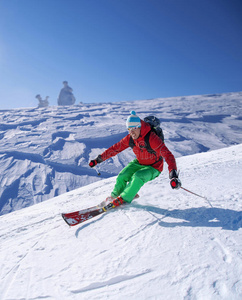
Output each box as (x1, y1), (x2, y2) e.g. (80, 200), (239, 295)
(100, 135), (130, 161)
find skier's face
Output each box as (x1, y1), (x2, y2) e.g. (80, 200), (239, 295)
(128, 127), (141, 140)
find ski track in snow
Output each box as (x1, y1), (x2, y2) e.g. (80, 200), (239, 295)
(0, 92), (242, 299)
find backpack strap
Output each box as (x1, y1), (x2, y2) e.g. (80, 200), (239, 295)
(129, 131), (157, 155)
(144, 131), (155, 155)
(129, 136), (135, 148)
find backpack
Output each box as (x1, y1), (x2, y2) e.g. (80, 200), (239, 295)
(144, 116), (164, 143)
(129, 115), (164, 155)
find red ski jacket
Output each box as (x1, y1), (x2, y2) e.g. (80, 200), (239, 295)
(101, 120), (177, 173)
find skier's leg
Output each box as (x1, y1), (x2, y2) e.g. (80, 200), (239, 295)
(111, 159), (142, 198)
(120, 166), (161, 203)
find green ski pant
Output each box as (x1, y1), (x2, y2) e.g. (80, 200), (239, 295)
(111, 159), (161, 203)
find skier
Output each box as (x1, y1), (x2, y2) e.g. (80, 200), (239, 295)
(89, 111), (181, 208)
(57, 81), (76, 106)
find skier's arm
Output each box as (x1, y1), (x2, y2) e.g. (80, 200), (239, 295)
(159, 145), (181, 189)
(89, 135), (130, 168)
(149, 133), (177, 172)
(149, 134), (181, 189)
(100, 135), (130, 161)
(160, 144), (177, 172)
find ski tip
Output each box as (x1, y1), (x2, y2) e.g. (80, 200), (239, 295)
(62, 213), (71, 227)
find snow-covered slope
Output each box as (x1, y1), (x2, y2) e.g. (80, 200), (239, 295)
(0, 144), (242, 300)
(0, 92), (241, 215)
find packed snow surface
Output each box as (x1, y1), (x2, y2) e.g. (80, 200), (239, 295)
(0, 143), (242, 300)
(0, 92), (241, 215)
(0, 92), (242, 299)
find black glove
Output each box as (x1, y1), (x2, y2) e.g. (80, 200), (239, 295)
(169, 169), (181, 189)
(89, 155), (103, 168)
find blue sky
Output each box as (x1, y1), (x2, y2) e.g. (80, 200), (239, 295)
(0, 0), (241, 109)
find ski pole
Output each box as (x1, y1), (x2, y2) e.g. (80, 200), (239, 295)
(95, 166), (101, 176)
(181, 186), (213, 208)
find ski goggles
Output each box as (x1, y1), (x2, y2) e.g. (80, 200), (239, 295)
(128, 126), (140, 132)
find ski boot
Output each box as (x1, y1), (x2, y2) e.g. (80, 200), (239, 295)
(102, 196), (124, 211)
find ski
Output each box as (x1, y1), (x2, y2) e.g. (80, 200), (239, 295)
(62, 194), (139, 226)
(62, 202), (116, 226)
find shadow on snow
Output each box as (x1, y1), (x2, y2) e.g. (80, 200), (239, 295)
(74, 203), (242, 235)
(134, 204), (242, 231)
